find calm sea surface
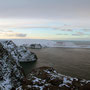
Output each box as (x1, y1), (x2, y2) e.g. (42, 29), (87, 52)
(20, 48), (90, 80)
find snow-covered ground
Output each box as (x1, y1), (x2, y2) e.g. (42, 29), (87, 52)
(0, 40), (37, 62)
(8, 39), (58, 47)
(0, 39), (90, 48)
(56, 41), (77, 48)
(11, 39), (90, 48)
(57, 41), (90, 48)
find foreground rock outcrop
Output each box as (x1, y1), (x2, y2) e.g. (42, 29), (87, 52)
(17, 67), (90, 90)
(0, 40), (37, 89)
(0, 41), (25, 90)
(0, 40), (37, 62)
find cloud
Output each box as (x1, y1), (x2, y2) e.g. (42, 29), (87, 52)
(83, 29), (90, 31)
(0, 30), (27, 38)
(12, 33), (27, 37)
(56, 33), (69, 36)
(56, 34), (63, 35)
(60, 29), (73, 31)
(77, 32), (84, 35)
(0, 0), (90, 22)
(71, 32), (88, 36)
(72, 34), (80, 36)
(6, 33), (27, 37)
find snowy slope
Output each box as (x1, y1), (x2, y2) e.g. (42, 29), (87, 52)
(57, 41), (90, 48)
(0, 39), (90, 48)
(57, 41), (78, 48)
(11, 39), (90, 48)
(0, 40), (37, 62)
(11, 39), (57, 47)
(0, 41), (25, 90)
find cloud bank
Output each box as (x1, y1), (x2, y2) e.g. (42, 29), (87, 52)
(0, 30), (27, 39)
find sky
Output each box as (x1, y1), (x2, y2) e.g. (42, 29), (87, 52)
(0, 0), (90, 40)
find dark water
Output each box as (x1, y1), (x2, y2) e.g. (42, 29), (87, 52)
(20, 48), (90, 80)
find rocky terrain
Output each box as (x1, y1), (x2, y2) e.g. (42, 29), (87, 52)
(0, 40), (37, 89)
(0, 40), (90, 90)
(10, 39), (57, 47)
(16, 67), (90, 90)
(0, 40), (37, 62)
(0, 41), (25, 90)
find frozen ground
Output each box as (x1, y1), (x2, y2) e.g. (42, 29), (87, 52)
(11, 39), (57, 47)
(0, 39), (90, 48)
(57, 41), (90, 48)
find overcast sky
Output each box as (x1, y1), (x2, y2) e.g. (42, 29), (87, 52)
(0, 0), (90, 40)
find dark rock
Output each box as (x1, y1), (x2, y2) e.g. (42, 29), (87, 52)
(30, 44), (42, 49)
(0, 40), (37, 62)
(20, 66), (90, 90)
(43, 85), (60, 90)
(48, 78), (63, 86)
(0, 41), (25, 89)
(80, 82), (90, 90)
(60, 85), (70, 90)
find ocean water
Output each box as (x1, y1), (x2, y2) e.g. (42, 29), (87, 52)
(20, 47), (90, 80)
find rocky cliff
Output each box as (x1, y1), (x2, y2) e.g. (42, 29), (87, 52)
(0, 41), (25, 90)
(0, 40), (37, 62)
(0, 40), (37, 89)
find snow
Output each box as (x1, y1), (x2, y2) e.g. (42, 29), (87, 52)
(0, 78), (12, 90)
(5, 39), (57, 47)
(63, 77), (72, 84)
(17, 46), (37, 62)
(10, 39), (57, 47)
(57, 41), (90, 48)
(16, 86), (23, 90)
(0, 40), (37, 62)
(1, 39), (90, 48)
(0, 40), (25, 90)
(27, 67), (90, 89)
(11, 39), (90, 48)
(32, 77), (42, 83)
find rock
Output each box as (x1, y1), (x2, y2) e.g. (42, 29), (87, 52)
(0, 41), (25, 90)
(19, 66), (90, 90)
(0, 40), (38, 89)
(80, 82), (90, 90)
(30, 44), (42, 49)
(0, 40), (37, 62)
(18, 46), (38, 62)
